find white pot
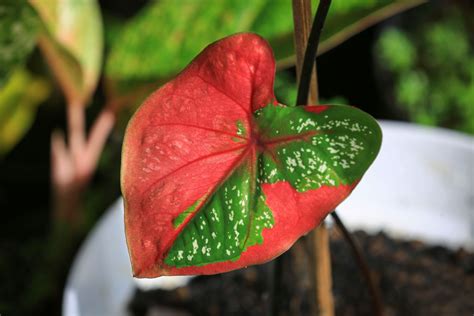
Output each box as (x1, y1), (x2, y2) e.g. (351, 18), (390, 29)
(63, 121), (474, 316)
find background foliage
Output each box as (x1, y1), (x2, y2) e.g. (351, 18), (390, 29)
(375, 3), (474, 134)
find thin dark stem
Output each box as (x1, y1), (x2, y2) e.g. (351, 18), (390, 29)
(296, 0), (332, 106)
(275, 0), (384, 315)
(293, 1), (334, 315)
(291, 0), (384, 313)
(271, 1), (334, 315)
(270, 252), (283, 316)
(331, 211), (384, 316)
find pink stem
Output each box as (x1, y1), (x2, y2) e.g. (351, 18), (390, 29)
(51, 101), (116, 228)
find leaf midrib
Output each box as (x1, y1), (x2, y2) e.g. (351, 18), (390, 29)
(161, 109), (332, 264)
(160, 144), (254, 266)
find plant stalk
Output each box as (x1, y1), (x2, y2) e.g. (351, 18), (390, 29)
(292, 0), (319, 105)
(332, 211), (385, 316)
(51, 100), (115, 229)
(292, 1), (334, 316)
(291, 0), (386, 313)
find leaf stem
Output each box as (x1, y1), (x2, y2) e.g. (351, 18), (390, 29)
(290, 1), (385, 316)
(292, 1), (335, 315)
(51, 100), (116, 228)
(295, 0), (331, 106)
(270, 1), (335, 315)
(292, 0), (319, 104)
(331, 211), (385, 316)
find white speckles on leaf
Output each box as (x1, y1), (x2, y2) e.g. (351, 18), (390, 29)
(318, 162), (327, 173)
(163, 104), (379, 268)
(164, 162), (274, 267)
(192, 240), (198, 254)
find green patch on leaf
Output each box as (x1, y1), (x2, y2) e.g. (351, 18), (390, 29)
(165, 104), (381, 268)
(173, 197), (205, 228)
(233, 120), (248, 143)
(255, 105), (381, 191)
(165, 160), (274, 267)
(236, 120), (247, 137)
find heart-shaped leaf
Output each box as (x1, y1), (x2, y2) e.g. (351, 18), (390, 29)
(122, 33), (382, 277)
(29, 0), (103, 105)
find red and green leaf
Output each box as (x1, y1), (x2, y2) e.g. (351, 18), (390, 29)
(121, 33), (382, 278)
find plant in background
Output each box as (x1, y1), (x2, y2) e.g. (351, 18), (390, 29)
(29, 0), (116, 227)
(0, 1), (48, 156)
(375, 3), (474, 134)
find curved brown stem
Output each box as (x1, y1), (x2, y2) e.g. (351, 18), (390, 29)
(295, 0), (332, 106)
(331, 211), (384, 316)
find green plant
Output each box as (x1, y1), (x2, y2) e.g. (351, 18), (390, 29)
(375, 4), (474, 134)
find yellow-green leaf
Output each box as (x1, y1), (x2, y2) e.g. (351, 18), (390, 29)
(29, 0), (103, 105)
(0, 69), (51, 156)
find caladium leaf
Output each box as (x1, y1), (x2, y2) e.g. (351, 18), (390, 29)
(121, 33), (382, 278)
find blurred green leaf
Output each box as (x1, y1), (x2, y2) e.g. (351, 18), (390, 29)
(0, 69), (51, 156)
(424, 16), (469, 68)
(397, 70), (428, 109)
(376, 28), (415, 72)
(274, 71), (298, 106)
(29, 0), (103, 105)
(318, 0), (425, 54)
(105, 0), (424, 106)
(106, 1), (267, 87)
(375, 4), (474, 134)
(0, 0), (39, 86)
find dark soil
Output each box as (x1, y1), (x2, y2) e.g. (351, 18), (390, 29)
(128, 230), (474, 316)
